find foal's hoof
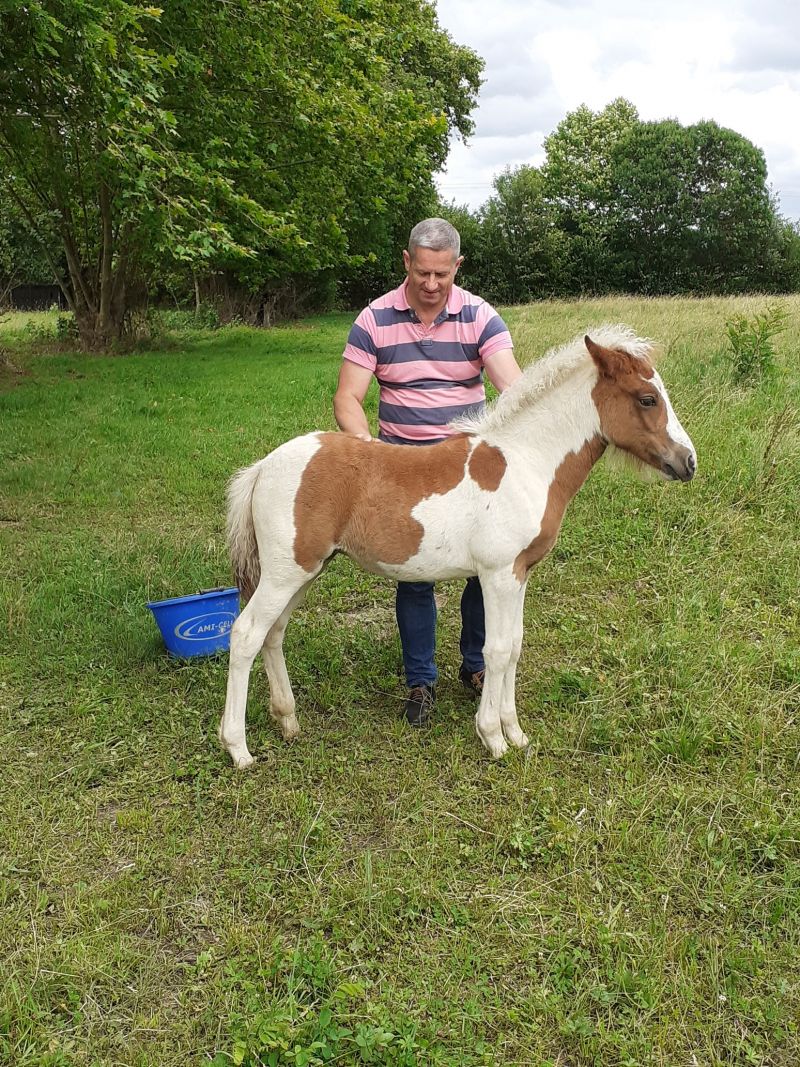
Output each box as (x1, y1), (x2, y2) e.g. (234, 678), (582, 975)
(230, 750), (256, 769)
(507, 729), (530, 750)
(277, 719), (300, 741)
(482, 735), (508, 759)
(270, 709), (300, 741)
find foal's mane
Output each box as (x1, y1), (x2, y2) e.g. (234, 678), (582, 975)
(453, 324), (655, 436)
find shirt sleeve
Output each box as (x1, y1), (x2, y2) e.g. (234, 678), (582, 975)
(475, 302), (513, 360)
(342, 308), (377, 372)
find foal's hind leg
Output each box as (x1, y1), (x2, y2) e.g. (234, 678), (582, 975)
(262, 581), (313, 740)
(219, 579), (306, 768)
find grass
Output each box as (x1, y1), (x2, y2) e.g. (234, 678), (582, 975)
(1, 295), (799, 1066)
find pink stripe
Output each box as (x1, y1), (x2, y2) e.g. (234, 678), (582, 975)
(481, 332), (514, 358)
(473, 301), (494, 327)
(370, 283), (408, 311)
(343, 345), (376, 371)
(379, 419), (458, 441)
(379, 384), (484, 409)
(377, 358), (481, 383)
(354, 308), (379, 342)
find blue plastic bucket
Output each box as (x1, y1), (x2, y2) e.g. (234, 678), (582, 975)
(147, 587), (240, 658)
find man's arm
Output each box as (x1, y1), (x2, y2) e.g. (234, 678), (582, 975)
(334, 360), (375, 440)
(485, 348), (523, 392)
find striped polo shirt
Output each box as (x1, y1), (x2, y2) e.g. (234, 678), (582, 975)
(342, 280), (513, 443)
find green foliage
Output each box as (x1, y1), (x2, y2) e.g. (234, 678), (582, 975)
(540, 98), (639, 293)
(452, 100), (800, 304)
(55, 313), (77, 341)
(724, 302), (789, 381)
(0, 200), (52, 296)
(610, 119), (782, 294)
(0, 0), (481, 343)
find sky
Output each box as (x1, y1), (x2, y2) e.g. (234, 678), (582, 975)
(433, 0), (800, 222)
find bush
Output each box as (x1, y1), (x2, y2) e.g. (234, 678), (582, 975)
(56, 313), (77, 340)
(724, 302), (788, 382)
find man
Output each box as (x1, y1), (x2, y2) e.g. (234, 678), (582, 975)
(334, 218), (522, 727)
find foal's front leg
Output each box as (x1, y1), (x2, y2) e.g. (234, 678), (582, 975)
(498, 584), (529, 750)
(474, 571), (523, 758)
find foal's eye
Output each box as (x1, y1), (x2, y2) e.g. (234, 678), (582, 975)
(638, 395), (657, 408)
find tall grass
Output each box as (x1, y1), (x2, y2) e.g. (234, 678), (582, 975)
(1, 296), (799, 1065)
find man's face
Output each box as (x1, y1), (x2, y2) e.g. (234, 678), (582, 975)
(403, 246), (463, 312)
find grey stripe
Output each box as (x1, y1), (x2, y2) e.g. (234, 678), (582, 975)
(376, 373), (483, 391)
(377, 341), (480, 365)
(379, 432), (448, 446)
(478, 314), (510, 349)
(347, 322), (377, 356)
(371, 306), (412, 326)
(379, 400), (486, 425)
(370, 302), (481, 327)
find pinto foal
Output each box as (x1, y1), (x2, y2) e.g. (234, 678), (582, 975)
(220, 327), (696, 767)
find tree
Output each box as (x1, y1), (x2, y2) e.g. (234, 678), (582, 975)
(0, 1), (279, 346)
(0, 0), (481, 346)
(476, 166), (569, 302)
(468, 100), (797, 300)
(610, 119), (783, 293)
(540, 98), (639, 292)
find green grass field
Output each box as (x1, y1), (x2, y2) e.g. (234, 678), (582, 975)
(2, 296), (799, 1066)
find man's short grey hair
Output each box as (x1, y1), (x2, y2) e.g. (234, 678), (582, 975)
(408, 218), (461, 259)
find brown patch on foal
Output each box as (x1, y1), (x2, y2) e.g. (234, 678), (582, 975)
(587, 338), (668, 476)
(468, 441), (507, 491)
(513, 435), (606, 582)
(293, 433), (471, 571)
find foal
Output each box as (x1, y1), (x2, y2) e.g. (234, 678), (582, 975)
(219, 327), (696, 767)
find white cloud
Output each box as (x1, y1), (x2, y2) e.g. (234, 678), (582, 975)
(434, 0), (800, 221)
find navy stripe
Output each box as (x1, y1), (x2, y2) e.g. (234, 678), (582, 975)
(452, 304), (479, 323)
(379, 400), (486, 425)
(478, 314), (509, 349)
(371, 306), (412, 327)
(379, 432), (449, 446)
(376, 373), (483, 391)
(377, 341), (480, 365)
(347, 322), (377, 356)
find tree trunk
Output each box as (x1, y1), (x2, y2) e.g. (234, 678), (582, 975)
(64, 189), (128, 350)
(97, 181), (114, 345)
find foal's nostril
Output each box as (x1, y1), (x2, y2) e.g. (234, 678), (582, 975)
(687, 453), (697, 474)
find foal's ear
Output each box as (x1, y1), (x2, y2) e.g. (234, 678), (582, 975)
(585, 335), (625, 379)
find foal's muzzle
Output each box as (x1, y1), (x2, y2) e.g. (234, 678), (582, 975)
(662, 448), (696, 482)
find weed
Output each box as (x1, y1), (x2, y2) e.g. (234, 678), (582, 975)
(724, 301), (788, 381)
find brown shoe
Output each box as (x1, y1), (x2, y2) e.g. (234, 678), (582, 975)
(459, 664), (485, 696)
(405, 684), (435, 727)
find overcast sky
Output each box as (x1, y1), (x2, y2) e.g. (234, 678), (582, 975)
(434, 0), (800, 222)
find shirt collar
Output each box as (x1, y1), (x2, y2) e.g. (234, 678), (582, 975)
(446, 285), (466, 315)
(391, 280), (466, 317)
(391, 280), (412, 311)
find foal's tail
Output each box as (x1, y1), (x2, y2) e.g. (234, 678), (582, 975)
(226, 459), (266, 602)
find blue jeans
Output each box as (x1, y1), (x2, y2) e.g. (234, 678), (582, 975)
(396, 576), (486, 688)
(380, 431), (486, 688)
